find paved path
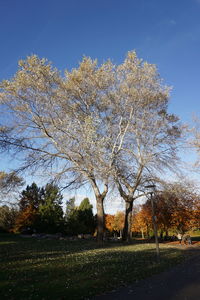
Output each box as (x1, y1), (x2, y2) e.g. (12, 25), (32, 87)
(93, 246), (200, 300)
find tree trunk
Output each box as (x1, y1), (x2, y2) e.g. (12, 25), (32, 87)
(122, 200), (133, 242)
(96, 196), (105, 244)
(141, 228), (144, 239)
(90, 178), (108, 245)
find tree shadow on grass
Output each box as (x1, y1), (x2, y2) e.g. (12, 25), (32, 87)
(0, 236), (188, 300)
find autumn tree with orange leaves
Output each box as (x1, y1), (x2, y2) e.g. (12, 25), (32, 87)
(133, 182), (200, 237)
(132, 207), (152, 238)
(14, 205), (37, 233)
(105, 212), (124, 237)
(105, 214), (115, 233)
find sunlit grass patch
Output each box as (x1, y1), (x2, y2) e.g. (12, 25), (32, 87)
(0, 234), (185, 300)
(0, 241), (17, 246)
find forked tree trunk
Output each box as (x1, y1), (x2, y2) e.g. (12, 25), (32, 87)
(122, 200), (133, 242)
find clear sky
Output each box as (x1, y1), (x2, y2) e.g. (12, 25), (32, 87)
(1, 0), (200, 121)
(0, 0), (200, 211)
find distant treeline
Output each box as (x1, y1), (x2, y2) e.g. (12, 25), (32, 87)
(0, 182), (95, 235)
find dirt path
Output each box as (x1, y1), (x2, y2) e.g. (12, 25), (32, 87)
(93, 244), (200, 300)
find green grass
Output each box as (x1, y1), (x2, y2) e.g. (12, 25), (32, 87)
(0, 234), (185, 300)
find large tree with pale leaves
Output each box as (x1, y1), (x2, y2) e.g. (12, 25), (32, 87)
(0, 55), (115, 242)
(0, 51), (181, 243)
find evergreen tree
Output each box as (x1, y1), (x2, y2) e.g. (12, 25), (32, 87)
(79, 198), (93, 211)
(78, 198), (95, 234)
(65, 197), (75, 221)
(38, 183), (64, 233)
(19, 182), (42, 211)
(15, 183), (42, 232)
(65, 197), (95, 235)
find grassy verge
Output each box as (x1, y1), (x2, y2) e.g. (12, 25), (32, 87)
(0, 234), (185, 300)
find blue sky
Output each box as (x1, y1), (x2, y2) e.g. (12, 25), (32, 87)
(1, 0), (200, 210)
(1, 0), (200, 119)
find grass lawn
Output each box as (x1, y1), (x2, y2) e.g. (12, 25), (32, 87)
(0, 234), (186, 300)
